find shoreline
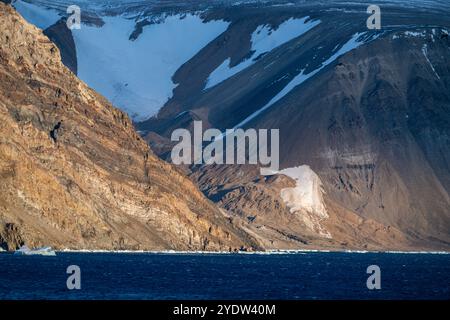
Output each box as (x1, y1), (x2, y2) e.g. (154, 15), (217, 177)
(53, 249), (450, 255)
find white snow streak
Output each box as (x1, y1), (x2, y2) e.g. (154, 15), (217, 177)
(205, 17), (320, 89)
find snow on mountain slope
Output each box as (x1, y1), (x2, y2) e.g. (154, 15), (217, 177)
(13, 0), (61, 29)
(73, 14), (229, 121)
(279, 166), (328, 218)
(422, 44), (441, 80)
(13, 0), (230, 121)
(205, 17), (320, 89)
(271, 165), (332, 238)
(234, 32), (368, 128)
(0, 2), (260, 251)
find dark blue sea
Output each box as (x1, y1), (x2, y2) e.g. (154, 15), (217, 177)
(0, 252), (448, 300)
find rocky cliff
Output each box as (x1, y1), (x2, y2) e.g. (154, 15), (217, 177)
(0, 2), (259, 251)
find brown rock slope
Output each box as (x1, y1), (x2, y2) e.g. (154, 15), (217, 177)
(138, 8), (450, 251)
(0, 3), (259, 251)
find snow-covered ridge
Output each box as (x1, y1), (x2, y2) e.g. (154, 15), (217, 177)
(205, 17), (320, 89)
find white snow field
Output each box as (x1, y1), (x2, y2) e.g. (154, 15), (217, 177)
(14, 0), (230, 121)
(73, 14), (229, 121)
(14, 0), (61, 30)
(205, 17), (320, 89)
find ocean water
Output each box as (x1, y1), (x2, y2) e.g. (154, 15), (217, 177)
(0, 252), (448, 300)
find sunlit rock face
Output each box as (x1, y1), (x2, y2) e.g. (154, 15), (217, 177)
(10, 0), (450, 251)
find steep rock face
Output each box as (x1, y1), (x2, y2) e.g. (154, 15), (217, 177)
(0, 3), (259, 251)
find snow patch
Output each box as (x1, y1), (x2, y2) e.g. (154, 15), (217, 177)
(393, 30), (430, 40)
(234, 32), (366, 128)
(277, 165), (331, 238)
(15, 2), (230, 121)
(205, 17), (320, 89)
